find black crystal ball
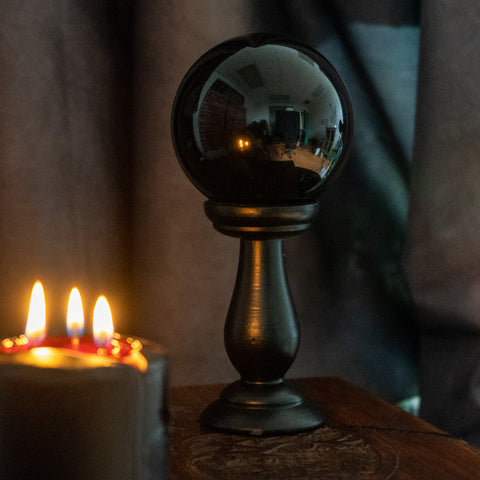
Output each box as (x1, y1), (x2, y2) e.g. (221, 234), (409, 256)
(171, 34), (353, 205)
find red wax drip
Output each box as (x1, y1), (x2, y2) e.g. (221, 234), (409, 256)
(1, 335), (136, 358)
(1, 341), (29, 354)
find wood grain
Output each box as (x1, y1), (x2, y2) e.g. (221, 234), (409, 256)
(170, 378), (480, 479)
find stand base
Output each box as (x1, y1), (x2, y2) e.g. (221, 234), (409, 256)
(200, 380), (324, 436)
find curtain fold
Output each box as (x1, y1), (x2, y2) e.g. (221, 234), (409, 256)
(404, 0), (480, 442)
(0, 0), (134, 332)
(132, 0), (255, 385)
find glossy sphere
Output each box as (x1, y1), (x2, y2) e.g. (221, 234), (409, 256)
(172, 34), (353, 205)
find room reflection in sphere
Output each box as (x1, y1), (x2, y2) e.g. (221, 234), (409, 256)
(172, 35), (353, 204)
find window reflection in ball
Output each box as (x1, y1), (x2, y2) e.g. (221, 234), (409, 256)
(172, 34), (353, 205)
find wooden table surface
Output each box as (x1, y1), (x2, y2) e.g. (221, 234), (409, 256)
(169, 377), (480, 479)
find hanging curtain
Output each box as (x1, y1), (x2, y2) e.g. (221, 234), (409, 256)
(0, 1), (134, 330)
(404, 0), (480, 444)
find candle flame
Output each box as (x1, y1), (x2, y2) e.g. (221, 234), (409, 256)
(93, 296), (114, 348)
(66, 287), (85, 340)
(25, 281), (46, 346)
(237, 137), (250, 151)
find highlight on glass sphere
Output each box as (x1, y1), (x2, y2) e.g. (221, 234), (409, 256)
(172, 34), (353, 205)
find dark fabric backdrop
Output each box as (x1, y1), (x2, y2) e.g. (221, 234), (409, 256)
(1, 0), (478, 443)
(404, 0), (480, 444)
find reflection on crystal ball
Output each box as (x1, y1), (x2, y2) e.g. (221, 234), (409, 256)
(172, 34), (353, 205)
